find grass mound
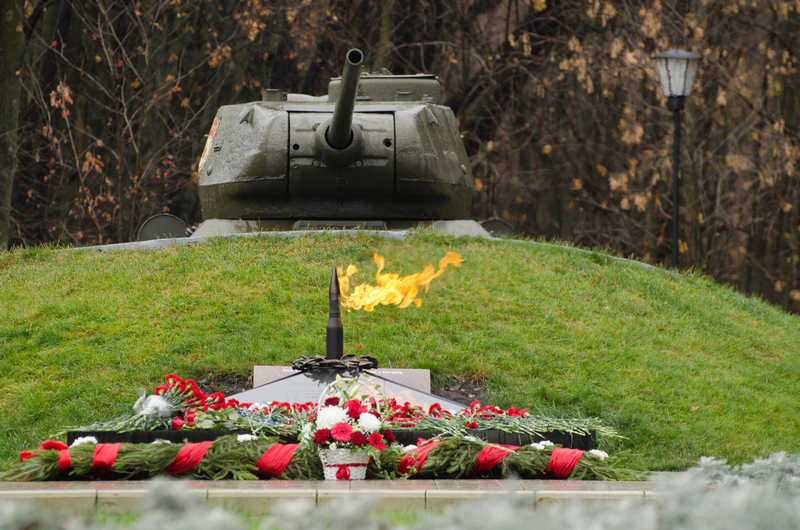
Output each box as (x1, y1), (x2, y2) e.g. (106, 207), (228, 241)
(1, 232), (798, 470)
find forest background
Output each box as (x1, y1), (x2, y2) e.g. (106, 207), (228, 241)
(1, 0), (799, 312)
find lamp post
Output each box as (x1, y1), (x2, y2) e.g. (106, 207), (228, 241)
(653, 48), (701, 268)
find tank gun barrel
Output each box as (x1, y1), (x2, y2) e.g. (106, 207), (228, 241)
(327, 49), (364, 150)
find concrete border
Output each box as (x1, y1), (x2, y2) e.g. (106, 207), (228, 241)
(0, 479), (658, 514)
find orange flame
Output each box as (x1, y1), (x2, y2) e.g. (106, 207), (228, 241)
(337, 252), (463, 312)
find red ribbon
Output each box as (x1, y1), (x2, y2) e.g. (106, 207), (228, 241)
(37, 440), (71, 473)
(322, 462), (368, 480)
(254, 444), (299, 478)
(165, 441), (214, 475)
(545, 447), (584, 479)
(469, 444), (519, 476)
(91, 443), (124, 477)
(397, 440), (442, 475)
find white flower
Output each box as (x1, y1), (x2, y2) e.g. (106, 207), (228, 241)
(133, 392), (174, 418)
(357, 413), (382, 433)
(237, 434), (258, 442)
(530, 440), (554, 451)
(316, 406), (348, 430)
(403, 445), (418, 453)
(301, 422), (313, 435)
(329, 443), (338, 450)
(588, 449), (608, 461)
(151, 439), (172, 445)
(70, 436), (98, 447)
(248, 403), (264, 411)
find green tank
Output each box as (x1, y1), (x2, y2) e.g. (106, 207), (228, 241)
(195, 49), (473, 231)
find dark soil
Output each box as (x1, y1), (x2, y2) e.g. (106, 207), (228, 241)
(196, 373), (251, 396)
(198, 371), (489, 408)
(431, 378), (490, 407)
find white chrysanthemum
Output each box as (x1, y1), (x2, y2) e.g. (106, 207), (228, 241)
(403, 445), (418, 453)
(357, 413), (382, 433)
(237, 434), (258, 442)
(151, 439), (172, 445)
(316, 406), (348, 430)
(588, 449), (608, 461)
(301, 422), (313, 434)
(70, 436), (98, 447)
(530, 440), (554, 451)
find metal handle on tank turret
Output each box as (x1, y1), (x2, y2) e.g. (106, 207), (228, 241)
(327, 49), (364, 149)
(314, 49), (365, 168)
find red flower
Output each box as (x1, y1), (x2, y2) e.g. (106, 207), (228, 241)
(466, 421), (478, 429)
(185, 410), (196, 427)
(166, 374), (183, 385)
(368, 432), (385, 452)
(507, 407), (519, 417)
(314, 429), (330, 444)
(19, 451), (36, 462)
(171, 417), (185, 430)
(350, 431), (367, 445)
(325, 397), (340, 406)
(331, 422), (353, 442)
(345, 400), (367, 419)
(384, 428), (395, 443)
(428, 403), (443, 418)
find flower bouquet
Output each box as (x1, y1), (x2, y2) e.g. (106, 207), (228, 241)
(302, 378), (395, 480)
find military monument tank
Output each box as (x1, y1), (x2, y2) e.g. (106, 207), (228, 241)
(171, 48), (475, 237)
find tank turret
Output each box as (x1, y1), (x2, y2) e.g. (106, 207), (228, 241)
(195, 49), (473, 229)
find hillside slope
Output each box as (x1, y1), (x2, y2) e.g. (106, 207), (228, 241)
(1, 233), (798, 469)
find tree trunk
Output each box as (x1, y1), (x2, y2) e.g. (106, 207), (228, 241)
(0, 3), (26, 250)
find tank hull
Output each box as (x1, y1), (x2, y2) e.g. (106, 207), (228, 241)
(198, 101), (473, 221)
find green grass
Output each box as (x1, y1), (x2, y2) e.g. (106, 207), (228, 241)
(1, 232), (799, 471)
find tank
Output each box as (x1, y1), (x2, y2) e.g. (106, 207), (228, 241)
(195, 48), (474, 231)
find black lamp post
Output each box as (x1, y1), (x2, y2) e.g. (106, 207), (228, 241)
(653, 48), (701, 268)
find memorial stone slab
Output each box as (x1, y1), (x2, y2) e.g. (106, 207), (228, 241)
(254, 366), (430, 392)
(230, 368), (463, 413)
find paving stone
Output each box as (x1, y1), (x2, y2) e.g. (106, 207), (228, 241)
(534, 490), (646, 509)
(426, 490), (511, 510)
(0, 489), (96, 513)
(207, 489), (315, 514)
(433, 479), (523, 490)
(319, 489), (425, 510)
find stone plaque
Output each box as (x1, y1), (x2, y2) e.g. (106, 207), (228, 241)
(231, 368), (462, 412)
(254, 366), (430, 392)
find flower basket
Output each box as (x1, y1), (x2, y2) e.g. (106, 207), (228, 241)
(318, 447), (371, 480)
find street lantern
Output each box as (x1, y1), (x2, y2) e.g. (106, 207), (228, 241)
(653, 48), (701, 268)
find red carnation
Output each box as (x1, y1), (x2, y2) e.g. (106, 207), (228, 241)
(185, 410), (196, 427)
(325, 397), (340, 406)
(350, 431), (367, 445)
(331, 422), (353, 442)
(384, 428), (395, 443)
(466, 421), (478, 429)
(313, 429), (330, 444)
(171, 417), (185, 430)
(345, 400), (367, 419)
(368, 432), (386, 452)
